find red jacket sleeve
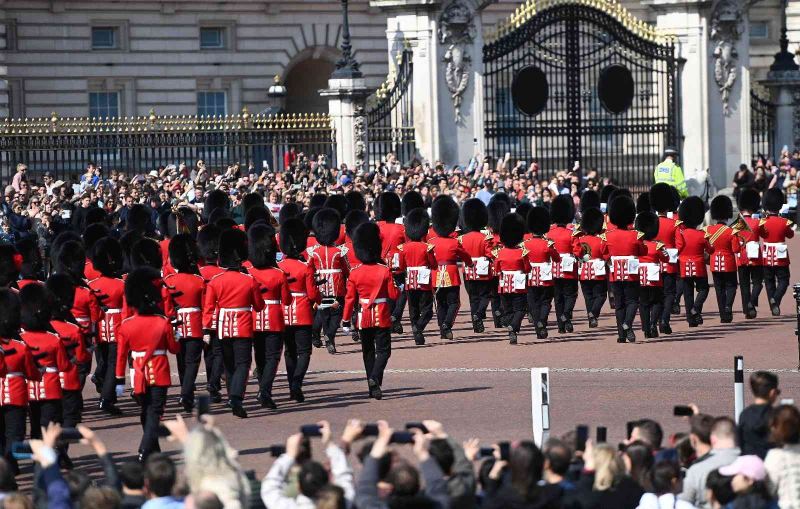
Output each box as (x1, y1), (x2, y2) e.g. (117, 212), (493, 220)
(675, 230), (686, 254)
(281, 276), (292, 305)
(456, 245), (474, 267)
(24, 347), (42, 382)
(306, 267), (322, 304)
(386, 270), (399, 301)
(202, 281), (217, 330)
(251, 278), (265, 312)
(115, 325), (128, 379)
(165, 320), (180, 355)
(55, 340), (70, 373)
(342, 276), (356, 322)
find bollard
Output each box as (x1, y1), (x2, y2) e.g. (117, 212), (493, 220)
(531, 368), (550, 447)
(734, 356), (744, 424)
(793, 284), (800, 368)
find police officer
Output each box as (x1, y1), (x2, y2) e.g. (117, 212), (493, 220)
(654, 148), (688, 199)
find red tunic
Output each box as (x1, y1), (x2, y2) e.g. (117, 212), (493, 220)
(17, 279), (40, 290)
(377, 221), (405, 272)
(429, 236), (473, 288)
(203, 270), (265, 338)
(459, 231), (494, 281)
(160, 239), (176, 277)
(523, 236), (560, 287)
(199, 264), (225, 330)
(601, 229), (647, 282)
(116, 314), (180, 395)
(494, 247), (530, 294)
(397, 241), (436, 291)
(88, 276), (126, 343)
(278, 258), (322, 327)
(343, 264), (399, 329)
(163, 272), (205, 339)
(735, 214), (762, 267)
(638, 241), (669, 287)
(85, 259), (101, 281)
(676, 228), (711, 277)
(573, 234), (607, 281)
(705, 224), (738, 273)
(0, 339), (39, 406)
(50, 320), (89, 391)
(72, 285), (102, 335)
(548, 225), (578, 279)
(22, 330), (70, 401)
(247, 266), (291, 332)
(306, 244), (349, 297)
(342, 241), (360, 269)
(655, 215), (681, 274)
(759, 214), (794, 267)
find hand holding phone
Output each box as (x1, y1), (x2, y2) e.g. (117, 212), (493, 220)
(576, 425), (589, 452)
(673, 405), (693, 417)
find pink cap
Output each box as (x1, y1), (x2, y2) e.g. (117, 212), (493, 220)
(718, 455), (766, 481)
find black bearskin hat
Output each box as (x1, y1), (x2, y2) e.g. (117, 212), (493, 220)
(248, 223), (278, 269)
(738, 188), (761, 213)
(325, 194), (349, 219)
(85, 207), (108, 227)
(82, 223), (109, 257)
(214, 216), (237, 231)
(54, 240), (86, 281)
(580, 190), (601, 212)
(207, 207), (231, 228)
(600, 184), (619, 205)
(130, 237), (162, 270)
(609, 195), (636, 228)
(636, 192), (652, 214)
(515, 202), (533, 233)
(636, 211), (661, 241)
(124, 266), (163, 315)
(278, 202), (301, 225)
(431, 197), (459, 237)
(242, 192), (265, 214)
(581, 208), (605, 235)
(461, 198), (488, 233)
(19, 282), (52, 331)
(404, 208), (430, 242)
(218, 228), (248, 269)
(203, 189), (230, 221)
(313, 208), (342, 247)
(489, 192), (512, 209)
(763, 188), (785, 213)
(310, 193), (328, 209)
(304, 207), (321, 234)
(345, 191), (366, 213)
(119, 231), (143, 272)
(279, 218), (308, 259)
(377, 192), (402, 222)
(126, 203), (152, 234)
(345, 210), (369, 239)
(0, 245), (20, 288)
(353, 222), (382, 265)
(46, 273), (76, 321)
(166, 207), (199, 238)
(16, 236), (42, 280)
(528, 207), (551, 236)
(0, 288), (20, 338)
(196, 224), (221, 263)
(487, 199), (510, 233)
(649, 183), (676, 213)
(91, 237), (123, 277)
(710, 195), (733, 221)
(51, 231), (80, 262)
(500, 213), (525, 248)
(551, 194), (575, 225)
(678, 196), (706, 229)
(608, 188), (633, 203)
(245, 206), (272, 232)
(401, 191), (425, 216)
(169, 234), (199, 274)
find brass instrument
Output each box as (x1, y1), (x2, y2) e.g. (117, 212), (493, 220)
(730, 213), (753, 234)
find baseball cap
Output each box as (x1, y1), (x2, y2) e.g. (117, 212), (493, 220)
(339, 175), (352, 186)
(718, 455), (766, 481)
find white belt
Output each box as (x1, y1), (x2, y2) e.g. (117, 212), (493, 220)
(611, 256), (634, 262)
(764, 242), (787, 248)
(264, 299), (282, 305)
(586, 258), (603, 263)
(360, 298), (388, 304)
(291, 292), (307, 297)
(105, 308), (122, 314)
(502, 270), (523, 276)
(530, 262), (551, 269)
(177, 307), (201, 313)
(317, 269), (341, 274)
(219, 307), (252, 313)
(43, 367), (58, 373)
(5, 372), (23, 378)
(131, 349), (166, 359)
(407, 266), (427, 271)
(75, 317), (90, 322)
(471, 257), (486, 262)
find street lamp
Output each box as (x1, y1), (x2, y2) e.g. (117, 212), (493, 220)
(332, 0), (363, 79)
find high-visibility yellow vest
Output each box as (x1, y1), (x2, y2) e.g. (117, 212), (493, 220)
(654, 158), (688, 199)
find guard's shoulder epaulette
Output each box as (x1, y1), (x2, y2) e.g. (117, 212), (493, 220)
(397, 244), (404, 252)
(787, 219), (795, 227)
(656, 241), (665, 250)
(636, 231), (645, 240)
(674, 220), (683, 226)
(702, 226), (711, 239)
(521, 245), (529, 257)
(759, 218), (768, 227)
(427, 243), (435, 252)
(598, 233), (607, 242)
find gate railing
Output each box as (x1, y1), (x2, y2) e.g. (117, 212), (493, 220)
(366, 48), (416, 167)
(750, 88), (775, 161)
(0, 108), (336, 181)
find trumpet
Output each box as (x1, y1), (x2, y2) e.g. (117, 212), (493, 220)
(730, 213), (753, 234)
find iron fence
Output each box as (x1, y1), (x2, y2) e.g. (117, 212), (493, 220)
(0, 109), (336, 181)
(750, 89), (775, 162)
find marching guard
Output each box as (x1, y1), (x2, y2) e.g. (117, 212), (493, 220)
(459, 198), (494, 333)
(759, 188), (794, 316)
(523, 207), (559, 339)
(650, 183), (681, 333)
(635, 211), (669, 338)
(706, 196), (738, 323)
(398, 208), (436, 345)
(574, 207), (607, 328)
(676, 196), (711, 327)
(549, 195), (579, 333)
(735, 188), (764, 318)
(494, 213), (529, 344)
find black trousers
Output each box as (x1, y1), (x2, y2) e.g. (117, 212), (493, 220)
(391, 274), (407, 323)
(639, 286), (664, 332)
(435, 287), (460, 331)
(682, 277), (710, 314)
(62, 390), (83, 428)
(501, 293), (527, 332)
(29, 400), (62, 439)
(489, 281), (503, 325)
(407, 289), (434, 332)
(220, 338), (252, 404)
(94, 342), (107, 388)
(204, 331), (224, 394)
(763, 266), (791, 306)
(527, 287), (553, 326)
(612, 281), (639, 329)
(313, 298), (344, 344)
(360, 327), (391, 385)
(254, 331), (283, 398)
(580, 280), (607, 318)
(100, 342), (119, 403)
(738, 266), (764, 311)
(464, 280), (492, 320)
(2, 406), (26, 472)
(661, 273), (678, 325)
(712, 272), (738, 315)
(138, 386), (167, 459)
(553, 279), (578, 321)
(180, 338), (204, 403)
(284, 326), (312, 391)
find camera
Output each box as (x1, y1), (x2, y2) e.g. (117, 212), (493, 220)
(269, 445), (286, 457)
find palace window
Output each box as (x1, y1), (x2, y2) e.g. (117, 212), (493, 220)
(200, 27), (225, 49)
(91, 27), (117, 49)
(89, 91), (120, 119)
(197, 91), (226, 117)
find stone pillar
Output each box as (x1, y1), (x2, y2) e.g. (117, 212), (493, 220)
(762, 73), (800, 156)
(321, 78), (371, 169)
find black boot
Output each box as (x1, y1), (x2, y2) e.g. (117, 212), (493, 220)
(352, 329), (361, 343)
(391, 319), (404, 334)
(659, 322), (672, 335)
(312, 330), (323, 348)
(472, 315), (485, 333)
(746, 304), (757, 319)
(290, 386), (305, 403)
(258, 394), (278, 410)
(563, 316), (574, 333)
(616, 325), (626, 343)
(180, 396), (194, 414)
(441, 328), (453, 340)
(588, 315), (598, 328)
(536, 321), (548, 339)
(508, 326), (517, 345)
(326, 340), (337, 354)
(770, 298), (781, 316)
(99, 399), (122, 416)
(557, 320), (566, 334)
(209, 390), (223, 404)
(228, 400), (248, 419)
(672, 303), (681, 315)
(368, 378), (382, 400)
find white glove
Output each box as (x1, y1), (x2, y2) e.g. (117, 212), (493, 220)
(115, 384), (125, 397)
(202, 333), (211, 345)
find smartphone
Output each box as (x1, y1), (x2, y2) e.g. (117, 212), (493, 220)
(478, 447), (495, 459)
(269, 445), (286, 457)
(673, 405), (694, 417)
(596, 426), (607, 444)
(499, 442), (511, 461)
(576, 425), (589, 452)
(389, 431), (415, 444)
(197, 394), (210, 418)
(362, 423), (379, 437)
(626, 421), (636, 440)
(11, 442), (32, 460)
(59, 427), (83, 444)
(781, 398), (795, 406)
(300, 424), (322, 437)
(405, 422), (429, 434)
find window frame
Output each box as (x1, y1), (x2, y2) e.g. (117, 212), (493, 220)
(199, 26), (226, 49)
(89, 91), (121, 119)
(91, 26), (117, 49)
(749, 21), (769, 40)
(89, 21), (129, 51)
(197, 91), (228, 117)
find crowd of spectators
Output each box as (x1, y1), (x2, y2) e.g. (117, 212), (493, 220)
(732, 148), (800, 209)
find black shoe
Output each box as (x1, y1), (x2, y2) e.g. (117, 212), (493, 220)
(588, 316), (598, 328)
(746, 305), (757, 319)
(180, 397), (194, 414)
(229, 402), (248, 419)
(721, 313), (733, 323)
(99, 400), (122, 416)
(312, 338), (323, 348)
(650, 326), (659, 338)
(391, 320), (404, 334)
(564, 320), (574, 333)
(672, 304), (681, 315)
(772, 304), (781, 316)
(626, 328), (636, 343)
(508, 326), (517, 345)
(368, 378), (382, 400)
(326, 341), (337, 354)
(643, 330), (653, 339)
(414, 331), (425, 345)
(258, 396), (278, 409)
(209, 391), (223, 404)
(557, 322), (566, 334)
(493, 315), (502, 328)
(536, 327), (548, 339)
(290, 387), (305, 403)
(441, 328), (453, 340)
(527, 313), (535, 325)
(659, 323), (672, 335)
(472, 315), (485, 333)
(352, 330), (361, 343)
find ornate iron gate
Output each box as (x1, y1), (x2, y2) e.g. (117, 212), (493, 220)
(366, 48), (416, 167)
(483, 0), (680, 187)
(750, 88), (775, 161)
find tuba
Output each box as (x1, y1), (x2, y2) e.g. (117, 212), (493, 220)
(730, 213), (753, 234)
